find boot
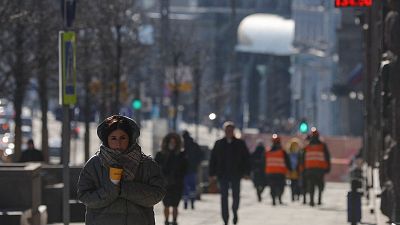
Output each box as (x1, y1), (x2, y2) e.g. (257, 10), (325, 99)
(309, 199), (315, 207)
(191, 199), (195, 209)
(318, 192), (322, 205)
(257, 190), (262, 202)
(233, 212), (238, 225)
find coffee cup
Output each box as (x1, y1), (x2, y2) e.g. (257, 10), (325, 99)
(109, 166), (123, 184)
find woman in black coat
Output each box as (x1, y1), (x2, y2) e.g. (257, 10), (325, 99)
(77, 115), (166, 225)
(250, 141), (266, 202)
(155, 133), (187, 225)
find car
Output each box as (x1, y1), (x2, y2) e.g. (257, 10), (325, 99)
(48, 137), (62, 164)
(0, 132), (14, 161)
(0, 98), (14, 119)
(0, 118), (11, 134)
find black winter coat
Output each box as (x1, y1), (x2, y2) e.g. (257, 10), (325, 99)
(77, 153), (166, 225)
(250, 145), (266, 186)
(209, 137), (251, 179)
(183, 137), (203, 174)
(155, 151), (187, 187)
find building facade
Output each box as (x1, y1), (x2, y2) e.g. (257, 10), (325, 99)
(291, 0), (340, 135)
(141, 0), (293, 129)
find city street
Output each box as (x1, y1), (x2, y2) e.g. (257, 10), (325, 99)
(2, 0), (400, 224)
(31, 114), (380, 225)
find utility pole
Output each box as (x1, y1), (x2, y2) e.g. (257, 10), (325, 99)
(160, 0), (170, 118)
(60, 1), (76, 225)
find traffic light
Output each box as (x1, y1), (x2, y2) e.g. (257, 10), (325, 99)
(299, 120), (308, 134)
(132, 98), (142, 110)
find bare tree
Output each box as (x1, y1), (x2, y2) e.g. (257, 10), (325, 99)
(0, 0), (35, 161)
(32, 0), (60, 163)
(161, 21), (214, 131)
(90, 0), (147, 119)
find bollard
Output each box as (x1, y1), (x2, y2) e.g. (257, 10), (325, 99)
(347, 179), (362, 225)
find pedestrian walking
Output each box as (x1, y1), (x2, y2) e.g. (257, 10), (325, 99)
(19, 139), (44, 162)
(77, 115), (166, 225)
(302, 127), (331, 206)
(155, 133), (187, 225)
(209, 121), (251, 225)
(286, 139), (302, 201)
(265, 134), (292, 206)
(182, 130), (203, 210)
(347, 153), (364, 225)
(250, 140), (266, 202)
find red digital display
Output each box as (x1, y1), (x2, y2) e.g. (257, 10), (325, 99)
(335, 0), (372, 7)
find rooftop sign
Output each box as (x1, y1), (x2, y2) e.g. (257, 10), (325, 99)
(335, 0), (372, 7)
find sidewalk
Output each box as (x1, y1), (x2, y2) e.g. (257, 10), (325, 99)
(153, 180), (377, 225)
(50, 181), (378, 225)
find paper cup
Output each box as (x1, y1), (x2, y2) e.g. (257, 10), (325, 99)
(110, 167), (123, 184)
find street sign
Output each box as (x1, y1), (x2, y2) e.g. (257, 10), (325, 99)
(165, 66), (193, 92)
(59, 31), (77, 105)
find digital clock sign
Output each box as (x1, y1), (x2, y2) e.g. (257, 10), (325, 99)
(335, 0), (372, 7)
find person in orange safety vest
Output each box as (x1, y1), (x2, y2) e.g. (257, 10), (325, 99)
(265, 134), (292, 206)
(301, 127), (331, 207)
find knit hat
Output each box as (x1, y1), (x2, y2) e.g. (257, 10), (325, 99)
(97, 115), (140, 147)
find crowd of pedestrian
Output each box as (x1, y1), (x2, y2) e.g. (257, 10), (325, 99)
(71, 115), (332, 225)
(249, 127), (331, 208)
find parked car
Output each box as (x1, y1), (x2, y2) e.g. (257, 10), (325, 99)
(48, 137), (62, 164)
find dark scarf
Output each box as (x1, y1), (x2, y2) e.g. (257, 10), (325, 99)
(98, 144), (142, 181)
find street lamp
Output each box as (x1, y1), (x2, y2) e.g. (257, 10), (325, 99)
(209, 113), (216, 121)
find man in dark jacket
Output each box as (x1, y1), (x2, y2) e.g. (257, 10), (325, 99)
(19, 139), (44, 162)
(209, 121), (250, 225)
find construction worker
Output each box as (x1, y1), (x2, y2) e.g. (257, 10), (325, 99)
(265, 134), (292, 206)
(302, 127), (331, 206)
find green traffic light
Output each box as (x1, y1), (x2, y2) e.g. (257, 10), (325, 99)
(299, 122), (308, 133)
(132, 99), (142, 110)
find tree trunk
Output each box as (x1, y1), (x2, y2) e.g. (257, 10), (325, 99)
(193, 55), (201, 141)
(83, 41), (91, 161)
(38, 68), (49, 163)
(37, 6), (49, 162)
(12, 23), (28, 162)
(100, 72), (108, 120)
(172, 88), (179, 131)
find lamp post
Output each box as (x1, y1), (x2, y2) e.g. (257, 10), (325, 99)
(60, 1), (76, 225)
(209, 113), (218, 139)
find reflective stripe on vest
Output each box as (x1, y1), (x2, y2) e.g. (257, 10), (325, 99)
(304, 144), (328, 169)
(265, 149), (287, 175)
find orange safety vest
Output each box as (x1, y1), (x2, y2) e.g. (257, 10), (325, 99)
(265, 149), (287, 175)
(304, 144), (328, 170)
